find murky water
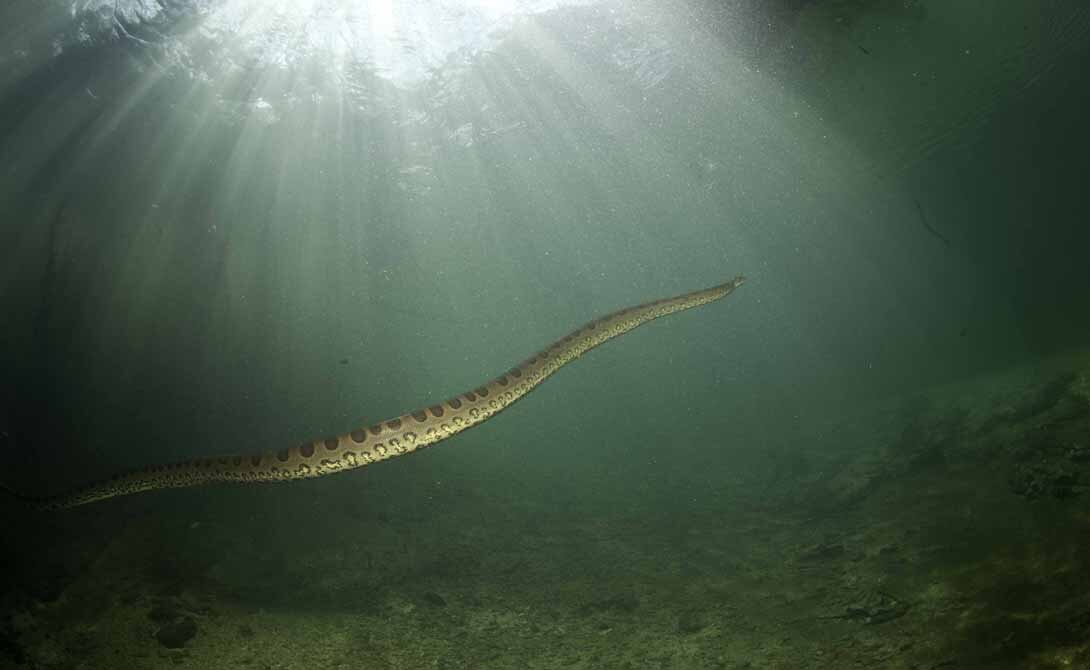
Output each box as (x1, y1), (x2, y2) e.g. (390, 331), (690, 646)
(1, 1), (1088, 668)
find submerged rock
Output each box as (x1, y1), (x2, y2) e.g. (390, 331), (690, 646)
(147, 602), (182, 624)
(422, 592), (447, 608)
(841, 590), (910, 625)
(155, 617), (197, 649)
(798, 542), (845, 562)
(676, 610), (705, 635)
(1009, 432), (1089, 500)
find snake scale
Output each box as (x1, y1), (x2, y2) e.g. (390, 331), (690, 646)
(3, 276), (745, 510)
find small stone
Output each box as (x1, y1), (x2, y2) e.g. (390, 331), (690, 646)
(148, 603), (181, 624)
(423, 592), (447, 608)
(799, 542), (845, 562)
(677, 611), (704, 635)
(156, 617), (197, 649)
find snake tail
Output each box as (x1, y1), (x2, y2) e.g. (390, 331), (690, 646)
(3, 275), (745, 510)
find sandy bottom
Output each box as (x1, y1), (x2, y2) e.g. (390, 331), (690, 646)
(3, 352), (1089, 670)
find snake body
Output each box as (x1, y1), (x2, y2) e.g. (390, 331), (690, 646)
(6, 276), (745, 510)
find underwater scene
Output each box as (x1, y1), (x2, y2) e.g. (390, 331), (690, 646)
(1, 1), (1088, 668)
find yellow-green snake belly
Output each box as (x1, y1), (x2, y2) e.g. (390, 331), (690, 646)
(5, 276), (745, 510)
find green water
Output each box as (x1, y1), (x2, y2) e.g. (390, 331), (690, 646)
(1, 1), (1088, 668)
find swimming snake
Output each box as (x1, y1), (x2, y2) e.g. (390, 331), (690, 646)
(3, 276), (745, 510)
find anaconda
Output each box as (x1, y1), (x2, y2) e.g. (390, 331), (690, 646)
(2, 276), (745, 510)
